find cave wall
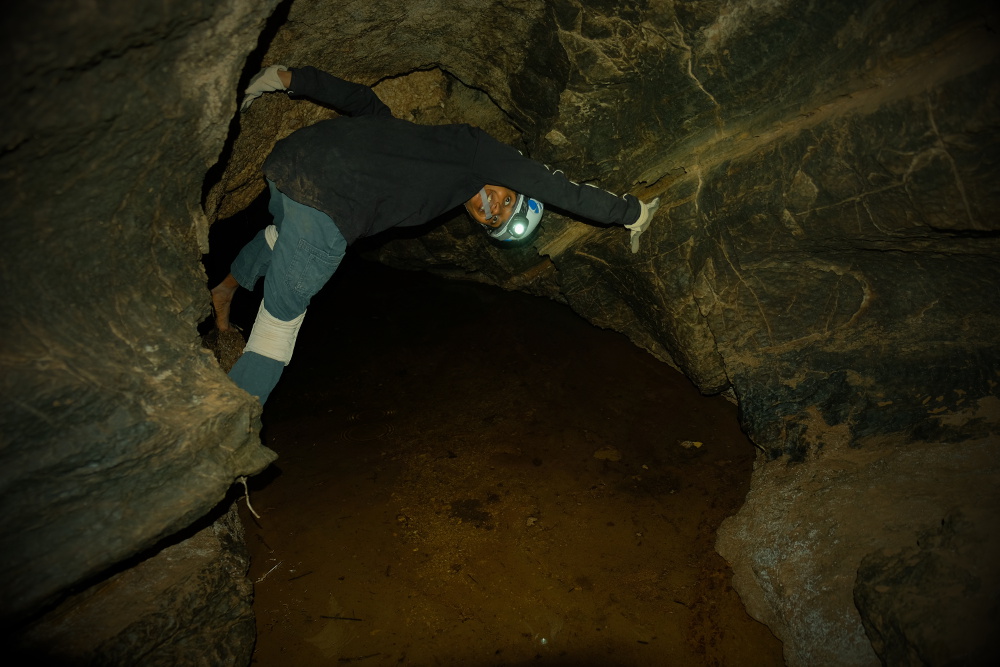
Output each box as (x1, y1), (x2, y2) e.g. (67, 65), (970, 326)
(0, 0), (279, 640)
(207, 0), (999, 664)
(2, 0), (998, 664)
(15, 503), (257, 666)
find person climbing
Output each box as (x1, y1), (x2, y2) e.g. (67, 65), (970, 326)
(212, 64), (660, 404)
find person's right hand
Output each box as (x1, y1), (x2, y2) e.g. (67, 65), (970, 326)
(240, 65), (289, 112)
(626, 197), (660, 253)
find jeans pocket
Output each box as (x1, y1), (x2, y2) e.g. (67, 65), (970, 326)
(285, 238), (343, 299)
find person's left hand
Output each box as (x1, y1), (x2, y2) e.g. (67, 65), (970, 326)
(240, 65), (289, 112)
(626, 197), (660, 253)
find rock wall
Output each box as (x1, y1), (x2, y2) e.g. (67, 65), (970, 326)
(15, 503), (256, 666)
(2, 0), (998, 664)
(0, 0), (279, 657)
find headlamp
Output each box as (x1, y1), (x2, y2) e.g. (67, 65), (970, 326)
(485, 193), (544, 242)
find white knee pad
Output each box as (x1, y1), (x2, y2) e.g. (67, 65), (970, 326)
(264, 224), (278, 249)
(245, 302), (305, 366)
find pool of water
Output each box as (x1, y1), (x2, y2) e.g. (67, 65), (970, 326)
(233, 255), (783, 666)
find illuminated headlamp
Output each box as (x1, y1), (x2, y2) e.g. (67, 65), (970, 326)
(486, 193), (544, 242)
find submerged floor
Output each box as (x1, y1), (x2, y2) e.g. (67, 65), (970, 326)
(233, 256), (783, 666)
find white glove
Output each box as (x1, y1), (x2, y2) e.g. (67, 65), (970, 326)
(240, 65), (289, 112)
(625, 197), (660, 253)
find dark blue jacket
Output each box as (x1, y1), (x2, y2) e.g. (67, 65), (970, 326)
(263, 66), (641, 243)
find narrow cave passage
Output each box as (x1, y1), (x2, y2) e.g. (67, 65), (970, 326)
(207, 221), (784, 665)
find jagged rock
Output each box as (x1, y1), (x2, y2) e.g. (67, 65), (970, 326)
(15, 503), (255, 667)
(717, 436), (1000, 666)
(203, 328), (249, 374)
(0, 0), (278, 653)
(854, 507), (1000, 666)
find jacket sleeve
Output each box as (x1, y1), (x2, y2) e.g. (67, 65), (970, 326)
(474, 131), (641, 226)
(286, 66), (393, 118)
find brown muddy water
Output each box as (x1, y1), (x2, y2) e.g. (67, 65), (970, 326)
(232, 256), (783, 666)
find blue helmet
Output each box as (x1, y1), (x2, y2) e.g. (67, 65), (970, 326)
(479, 189), (544, 242)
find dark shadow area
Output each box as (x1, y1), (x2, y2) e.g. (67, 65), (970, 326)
(199, 188), (271, 335)
(231, 256), (785, 665)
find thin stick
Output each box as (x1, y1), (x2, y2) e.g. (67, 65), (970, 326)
(256, 560), (282, 583)
(238, 476), (261, 519)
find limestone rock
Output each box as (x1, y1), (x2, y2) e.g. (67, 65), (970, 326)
(716, 436), (1000, 666)
(0, 0), (279, 634)
(203, 328), (249, 374)
(854, 507), (1000, 666)
(15, 503), (255, 667)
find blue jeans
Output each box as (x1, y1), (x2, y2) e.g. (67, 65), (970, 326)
(228, 180), (347, 404)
